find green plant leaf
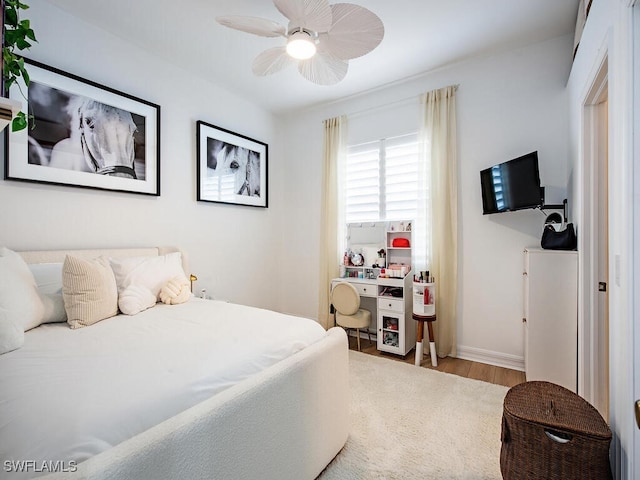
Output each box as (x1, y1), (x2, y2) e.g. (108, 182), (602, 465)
(5, 9), (18, 27)
(16, 38), (31, 50)
(4, 1), (38, 127)
(21, 67), (30, 85)
(4, 29), (18, 44)
(12, 112), (27, 131)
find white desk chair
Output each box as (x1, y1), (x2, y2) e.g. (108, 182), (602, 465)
(331, 281), (372, 351)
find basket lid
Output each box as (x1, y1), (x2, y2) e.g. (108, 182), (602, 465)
(503, 381), (611, 439)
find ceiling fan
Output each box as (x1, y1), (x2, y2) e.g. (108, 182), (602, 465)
(216, 0), (384, 86)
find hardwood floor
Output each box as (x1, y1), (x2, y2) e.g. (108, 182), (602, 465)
(349, 337), (525, 388)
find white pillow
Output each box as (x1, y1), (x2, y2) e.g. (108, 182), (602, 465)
(0, 311), (24, 355)
(62, 255), (118, 329)
(28, 263), (66, 324)
(118, 285), (157, 315)
(0, 247), (45, 332)
(39, 293), (67, 324)
(109, 252), (184, 300)
(28, 263), (63, 295)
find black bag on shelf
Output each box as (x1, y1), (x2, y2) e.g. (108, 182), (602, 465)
(541, 223), (577, 250)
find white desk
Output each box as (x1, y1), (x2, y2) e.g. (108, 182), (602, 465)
(331, 275), (416, 356)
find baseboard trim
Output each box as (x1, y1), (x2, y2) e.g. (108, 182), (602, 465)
(456, 345), (525, 371)
(342, 331), (525, 372)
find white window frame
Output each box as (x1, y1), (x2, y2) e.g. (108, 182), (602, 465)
(342, 132), (428, 270)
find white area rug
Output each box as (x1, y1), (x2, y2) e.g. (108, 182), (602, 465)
(318, 351), (509, 480)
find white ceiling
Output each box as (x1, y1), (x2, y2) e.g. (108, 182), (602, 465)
(43, 0), (580, 114)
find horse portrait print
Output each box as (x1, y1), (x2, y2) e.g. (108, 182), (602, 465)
(206, 138), (261, 197)
(197, 120), (268, 208)
(5, 59), (160, 196)
(26, 81), (147, 180)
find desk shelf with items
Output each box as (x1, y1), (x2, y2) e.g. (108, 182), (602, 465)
(342, 265), (381, 280)
(413, 281), (435, 316)
(384, 223), (412, 280)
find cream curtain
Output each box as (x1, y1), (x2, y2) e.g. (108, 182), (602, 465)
(318, 115), (347, 330)
(419, 86), (458, 357)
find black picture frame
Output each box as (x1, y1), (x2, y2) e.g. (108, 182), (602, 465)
(4, 58), (161, 196)
(196, 120), (268, 208)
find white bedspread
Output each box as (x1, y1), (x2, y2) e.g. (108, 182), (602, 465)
(0, 298), (326, 478)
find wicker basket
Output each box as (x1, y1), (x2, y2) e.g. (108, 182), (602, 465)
(500, 381), (612, 480)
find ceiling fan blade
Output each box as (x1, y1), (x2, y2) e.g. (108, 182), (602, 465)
(216, 15), (286, 37)
(298, 51), (348, 85)
(273, 0), (333, 33)
(252, 47), (295, 76)
(320, 3), (384, 60)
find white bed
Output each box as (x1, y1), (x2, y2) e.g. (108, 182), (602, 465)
(0, 247), (349, 480)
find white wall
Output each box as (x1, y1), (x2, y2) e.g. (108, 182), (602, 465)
(0, 2), (284, 310)
(567, 0), (637, 478)
(278, 34), (573, 369)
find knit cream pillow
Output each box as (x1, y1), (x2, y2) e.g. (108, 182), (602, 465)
(62, 255), (118, 329)
(159, 275), (191, 305)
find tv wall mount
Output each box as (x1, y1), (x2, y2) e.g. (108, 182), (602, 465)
(539, 198), (568, 223)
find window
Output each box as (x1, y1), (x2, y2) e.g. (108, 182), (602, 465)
(345, 133), (420, 223)
(343, 132), (428, 269)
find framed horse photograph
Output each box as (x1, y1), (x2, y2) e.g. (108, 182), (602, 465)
(196, 120), (268, 208)
(4, 58), (161, 196)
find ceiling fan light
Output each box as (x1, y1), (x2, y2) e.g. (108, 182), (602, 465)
(286, 31), (316, 60)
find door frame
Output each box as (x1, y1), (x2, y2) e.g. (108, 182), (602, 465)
(578, 55), (608, 417)
(632, 1), (640, 475)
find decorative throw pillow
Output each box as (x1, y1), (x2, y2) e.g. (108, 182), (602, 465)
(118, 284), (157, 315)
(62, 255), (118, 329)
(0, 311), (24, 355)
(109, 252), (185, 300)
(159, 276), (191, 305)
(0, 247), (45, 332)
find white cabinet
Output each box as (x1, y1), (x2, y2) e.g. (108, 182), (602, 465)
(376, 276), (415, 355)
(523, 248), (578, 392)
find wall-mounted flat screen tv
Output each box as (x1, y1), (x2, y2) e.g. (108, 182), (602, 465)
(480, 151), (543, 215)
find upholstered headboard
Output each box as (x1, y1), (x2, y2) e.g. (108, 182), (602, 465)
(17, 246), (190, 276)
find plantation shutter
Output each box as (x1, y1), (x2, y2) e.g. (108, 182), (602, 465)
(345, 133), (419, 223)
(345, 140), (380, 223)
(384, 134), (419, 221)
